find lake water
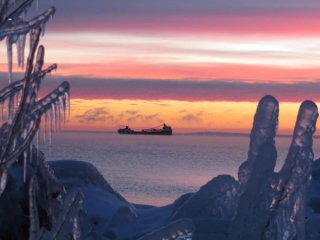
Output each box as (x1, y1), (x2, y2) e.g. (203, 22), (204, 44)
(42, 132), (320, 206)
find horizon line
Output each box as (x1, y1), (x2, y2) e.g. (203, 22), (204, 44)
(59, 129), (315, 139)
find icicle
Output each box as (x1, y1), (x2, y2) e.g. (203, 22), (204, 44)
(16, 90), (21, 107)
(0, 170), (8, 195)
(72, 214), (81, 240)
(57, 102), (61, 130)
(39, 23), (46, 37)
(14, 92), (20, 112)
(29, 144), (33, 164)
(43, 112), (47, 143)
(8, 95), (14, 122)
(50, 1), (55, 21)
(22, 10), (27, 21)
(12, 136), (17, 153)
(59, 95), (66, 125)
(48, 109), (52, 151)
(17, 34), (26, 69)
(65, 92), (70, 121)
(36, 0), (39, 10)
(23, 150), (28, 183)
(36, 130), (40, 164)
(23, 128), (28, 182)
(0, 103), (2, 121)
(29, 30), (40, 55)
(2, 101), (6, 122)
(52, 103), (56, 131)
(6, 36), (13, 83)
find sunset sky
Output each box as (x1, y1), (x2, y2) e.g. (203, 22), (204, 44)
(1, 0), (320, 133)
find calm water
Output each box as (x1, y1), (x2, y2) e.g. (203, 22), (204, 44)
(42, 132), (320, 206)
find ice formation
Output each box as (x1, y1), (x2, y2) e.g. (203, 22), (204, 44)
(231, 100), (318, 240)
(238, 95), (279, 188)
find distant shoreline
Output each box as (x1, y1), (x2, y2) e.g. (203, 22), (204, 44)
(59, 130), (316, 139)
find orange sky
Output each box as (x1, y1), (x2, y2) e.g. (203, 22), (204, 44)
(59, 99), (300, 134)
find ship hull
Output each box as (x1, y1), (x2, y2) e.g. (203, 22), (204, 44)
(118, 130), (172, 136)
(118, 124), (173, 135)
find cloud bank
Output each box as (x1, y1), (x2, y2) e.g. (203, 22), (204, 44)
(2, 76), (316, 102)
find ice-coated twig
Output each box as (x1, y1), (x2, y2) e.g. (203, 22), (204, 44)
(6, 33), (13, 83)
(137, 219), (195, 240)
(0, 64), (57, 104)
(31, 81), (70, 114)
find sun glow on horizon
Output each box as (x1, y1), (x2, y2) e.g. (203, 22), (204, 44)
(63, 99), (304, 134)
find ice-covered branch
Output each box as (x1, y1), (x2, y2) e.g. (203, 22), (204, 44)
(0, 64), (57, 105)
(0, 28), (40, 163)
(0, 1), (76, 239)
(32, 81), (70, 115)
(0, 6), (55, 39)
(0, 0), (9, 23)
(0, 0), (33, 25)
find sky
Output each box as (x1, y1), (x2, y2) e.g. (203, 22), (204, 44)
(1, 0), (320, 133)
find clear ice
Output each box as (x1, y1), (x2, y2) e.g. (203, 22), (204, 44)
(231, 98), (318, 240)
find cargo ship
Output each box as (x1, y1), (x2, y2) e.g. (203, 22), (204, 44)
(118, 124), (173, 135)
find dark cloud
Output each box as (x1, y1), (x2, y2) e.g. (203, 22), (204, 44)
(32, 0), (320, 35)
(127, 114), (141, 122)
(154, 103), (171, 107)
(125, 110), (139, 115)
(34, 76), (320, 102)
(1, 73), (320, 102)
(145, 113), (160, 121)
(76, 107), (113, 123)
(181, 113), (202, 122)
(127, 113), (161, 123)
